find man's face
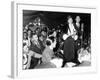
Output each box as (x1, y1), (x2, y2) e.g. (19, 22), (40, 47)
(76, 16), (81, 23)
(68, 18), (73, 24)
(39, 36), (44, 41)
(32, 35), (38, 42)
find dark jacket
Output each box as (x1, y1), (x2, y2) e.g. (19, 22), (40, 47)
(29, 40), (45, 54)
(63, 23), (75, 61)
(74, 23), (82, 39)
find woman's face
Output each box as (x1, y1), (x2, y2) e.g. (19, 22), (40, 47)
(28, 30), (31, 36)
(35, 28), (40, 34)
(23, 33), (27, 39)
(25, 26), (28, 30)
(39, 36), (44, 41)
(68, 18), (73, 24)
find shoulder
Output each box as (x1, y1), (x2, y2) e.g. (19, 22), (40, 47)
(73, 23), (76, 26)
(73, 23), (76, 28)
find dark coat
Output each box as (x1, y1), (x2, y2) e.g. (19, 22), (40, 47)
(63, 23), (75, 62)
(29, 40), (45, 69)
(29, 40), (45, 54)
(63, 36), (75, 61)
(74, 23), (82, 39)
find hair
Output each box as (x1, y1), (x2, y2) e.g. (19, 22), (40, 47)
(48, 36), (55, 42)
(46, 40), (51, 46)
(27, 28), (32, 32)
(23, 32), (27, 34)
(28, 24), (34, 28)
(35, 27), (40, 31)
(23, 32), (28, 36)
(48, 31), (54, 37)
(67, 15), (72, 20)
(42, 27), (48, 33)
(30, 32), (36, 38)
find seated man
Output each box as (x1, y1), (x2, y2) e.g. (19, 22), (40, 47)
(26, 33), (43, 69)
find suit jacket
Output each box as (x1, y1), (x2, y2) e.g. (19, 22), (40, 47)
(74, 23), (82, 38)
(64, 23), (76, 34)
(29, 41), (43, 54)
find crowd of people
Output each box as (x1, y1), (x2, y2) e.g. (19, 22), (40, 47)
(23, 16), (91, 69)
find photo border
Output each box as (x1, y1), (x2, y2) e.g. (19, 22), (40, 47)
(11, 1), (97, 78)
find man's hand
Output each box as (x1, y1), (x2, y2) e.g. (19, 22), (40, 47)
(34, 53), (42, 58)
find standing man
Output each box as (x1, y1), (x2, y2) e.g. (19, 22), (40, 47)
(62, 16), (77, 67)
(74, 16), (83, 64)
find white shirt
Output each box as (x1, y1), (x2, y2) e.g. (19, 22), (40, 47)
(76, 22), (80, 28)
(68, 23), (76, 36)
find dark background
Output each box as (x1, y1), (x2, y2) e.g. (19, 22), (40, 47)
(23, 10), (91, 41)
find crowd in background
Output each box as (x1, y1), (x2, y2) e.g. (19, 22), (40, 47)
(23, 16), (91, 69)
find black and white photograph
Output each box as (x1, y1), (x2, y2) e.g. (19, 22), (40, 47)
(11, 2), (97, 78)
(22, 10), (91, 70)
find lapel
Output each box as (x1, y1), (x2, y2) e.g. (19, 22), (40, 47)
(33, 41), (41, 49)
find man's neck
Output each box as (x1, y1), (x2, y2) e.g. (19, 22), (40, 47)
(76, 22), (80, 24)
